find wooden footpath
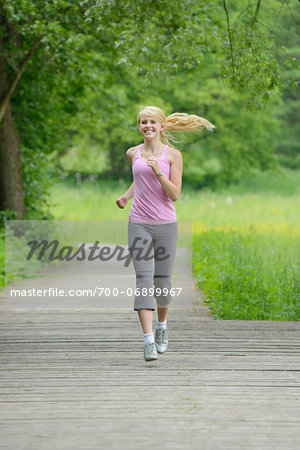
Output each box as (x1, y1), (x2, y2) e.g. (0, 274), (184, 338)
(0, 248), (299, 449)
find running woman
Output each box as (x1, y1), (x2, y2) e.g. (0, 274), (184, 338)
(116, 106), (215, 362)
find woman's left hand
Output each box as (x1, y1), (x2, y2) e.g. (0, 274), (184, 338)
(147, 156), (161, 175)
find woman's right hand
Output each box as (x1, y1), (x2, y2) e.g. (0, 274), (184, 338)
(116, 195), (128, 209)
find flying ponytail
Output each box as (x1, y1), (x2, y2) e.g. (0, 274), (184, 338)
(137, 106), (215, 146)
(165, 112), (215, 132)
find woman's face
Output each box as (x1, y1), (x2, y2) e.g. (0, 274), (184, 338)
(139, 115), (163, 140)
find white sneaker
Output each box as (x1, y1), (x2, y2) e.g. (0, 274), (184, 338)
(155, 328), (168, 353)
(144, 342), (158, 362)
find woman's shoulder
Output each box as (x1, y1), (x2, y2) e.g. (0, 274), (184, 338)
(126, 145), (140, 164)
(166, 146), (182, 164)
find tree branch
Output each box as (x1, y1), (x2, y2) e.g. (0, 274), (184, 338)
(251, 0), (262, 27)
(0, 37), (40, 123)
(223, 0), (235, 77)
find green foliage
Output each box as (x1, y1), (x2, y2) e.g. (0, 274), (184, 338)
(193, 230), (300, 320)
(59, 67), (281, 185)
(2, 0), (223, 209)
(2, 1), (97, 217)
(1, 0), (299, 218)
(0, 209), (20, 227)
(21, 147), (57, 219)
(83, 0), (222, 74)
(1, 221), (72, 290)
(274, 76), (300, 169)
(222, 6), (280, 110)
(1, 0), (90, 63)
(4, 226), (42, 283)
(221, 0), (299, 109)
(51, 1), (299, 185)
(222, 0), (300, 167)
(162, 73), (281, 185)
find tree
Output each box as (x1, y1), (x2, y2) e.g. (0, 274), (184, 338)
(272, 2), (300, 168)
(0, 1), (92, 217)
(0, 0), (220, 217)
(0, 0), (297, 218)
(58, 1), (299, 185)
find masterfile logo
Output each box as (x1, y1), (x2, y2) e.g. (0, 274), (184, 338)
(26, 238), (170, 266)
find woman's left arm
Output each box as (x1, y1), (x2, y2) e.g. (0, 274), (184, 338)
(147, 149), (183, 202)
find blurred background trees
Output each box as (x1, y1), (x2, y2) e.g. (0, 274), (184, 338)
(0, 0), (299, 219)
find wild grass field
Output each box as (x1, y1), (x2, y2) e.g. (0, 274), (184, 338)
(1, 169), (299, 320)
(48, 170), (300, 226)
(45, 169), (300, 320)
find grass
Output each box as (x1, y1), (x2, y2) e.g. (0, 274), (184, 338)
(193, 230), (300, 320)
(49, 173), (300, 227)
(1, 168), (299, 320)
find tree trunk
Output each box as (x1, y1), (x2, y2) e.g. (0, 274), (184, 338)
(0, 55), (25, 218)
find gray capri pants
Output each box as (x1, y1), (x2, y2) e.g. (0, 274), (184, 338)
(128, 220), (178, 311)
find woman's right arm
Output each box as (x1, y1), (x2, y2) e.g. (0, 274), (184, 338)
(115, 147), (136, 209)
(116, 182), (134, 209)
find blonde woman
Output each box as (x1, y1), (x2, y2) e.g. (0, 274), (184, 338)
(116, 106), (215, 362)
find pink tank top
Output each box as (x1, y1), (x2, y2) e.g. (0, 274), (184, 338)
(129, 144), (177, 224)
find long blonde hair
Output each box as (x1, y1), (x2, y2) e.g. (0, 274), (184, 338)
(137, 105), (215, 146)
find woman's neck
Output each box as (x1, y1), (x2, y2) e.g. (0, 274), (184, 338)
(143, 138), (164, 154)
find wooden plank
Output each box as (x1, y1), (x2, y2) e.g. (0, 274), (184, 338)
(0, 261), (299, 449)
